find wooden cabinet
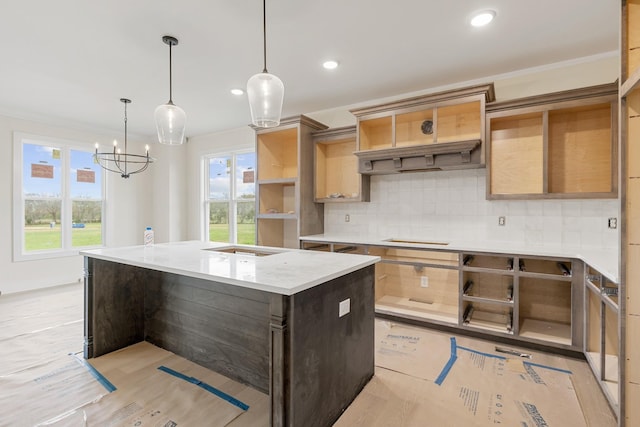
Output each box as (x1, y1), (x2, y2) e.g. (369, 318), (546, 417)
(351, 83), (495, 174)
(372, 247), (460, 325)
(312, 126), (370, 203)
(254, 115), (327, 248)
(486, 83), (618, 199)
(585, 265), (620, 414)
(621, 1), (640, 424)
(300, 239), (584, 351)
(461, 253), (580, 348)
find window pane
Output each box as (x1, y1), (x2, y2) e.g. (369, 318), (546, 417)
(72, 200), (102, 247)
(209, 202), (229, 242)
(209, 157), (231, 200)
(24, 199), (62, 251)
(235, 152), (256, 199)
(237, 200), (256, 245)
(71, 149), (102, 199)
(23, 143), (61, 197)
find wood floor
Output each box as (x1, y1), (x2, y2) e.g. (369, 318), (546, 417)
(0, 283), (617, 426)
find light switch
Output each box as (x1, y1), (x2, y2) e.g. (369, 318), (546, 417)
(339, 298), (351, 317)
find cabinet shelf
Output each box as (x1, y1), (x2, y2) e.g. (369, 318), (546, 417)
(462, 294), (514, 306)
(519, 318), (571, 346)
(256, 213), (297, 220)
(463, 304), (513, 334)
(376, 295), (458, 325)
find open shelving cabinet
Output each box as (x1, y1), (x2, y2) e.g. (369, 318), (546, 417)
(486, 83), (618, 199)
(351, 83), (495, 174)
(254, 115), (327, 248)
(312, 126), (370, 203)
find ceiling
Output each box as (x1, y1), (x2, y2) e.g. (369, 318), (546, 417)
(0, 0), (619, 141)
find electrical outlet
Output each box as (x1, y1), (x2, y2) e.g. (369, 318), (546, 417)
(345, 214), (350, 222)
(608, 217), (617, 229)
(339, 298), (351, 317)
(498, 216), (506, 226)
(420, 276), (429, 288)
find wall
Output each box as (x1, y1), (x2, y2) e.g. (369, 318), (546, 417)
(0, 115), (154, 294)
(324, 169), (619, 250)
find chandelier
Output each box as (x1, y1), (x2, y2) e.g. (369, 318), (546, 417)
(94, 98), (154, 178)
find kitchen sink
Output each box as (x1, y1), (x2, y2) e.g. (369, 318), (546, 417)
(203, 246), (282, 256)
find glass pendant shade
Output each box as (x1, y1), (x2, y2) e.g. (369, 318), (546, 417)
(247, 72), (284, 128)
(155, 101), (186, 145)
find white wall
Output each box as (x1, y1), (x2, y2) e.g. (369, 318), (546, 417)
(0, 115), (154, 294)
(151, 142), (188, 243)
(324, 169), (619, 250)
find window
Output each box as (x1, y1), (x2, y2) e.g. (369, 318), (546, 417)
(205, 151), (255, 244)
(13, 133), (104, 260)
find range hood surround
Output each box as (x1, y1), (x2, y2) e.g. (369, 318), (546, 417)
(356, 139), (482, 174)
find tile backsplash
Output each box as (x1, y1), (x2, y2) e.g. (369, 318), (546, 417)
(324, 168), (619, 250)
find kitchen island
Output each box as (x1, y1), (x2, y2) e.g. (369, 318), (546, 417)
(81, 241), (379, 427)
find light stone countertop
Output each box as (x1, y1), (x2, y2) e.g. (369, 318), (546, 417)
(300, 234), (619, 283)
(81, 240), (379, 296)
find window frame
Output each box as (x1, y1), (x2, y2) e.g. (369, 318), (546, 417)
(13, 132), (106, 261)
(202, 149), (256, 245)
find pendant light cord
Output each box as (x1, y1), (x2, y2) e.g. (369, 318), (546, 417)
(169, 42), (174, 103)
(262, 0), (268, 73)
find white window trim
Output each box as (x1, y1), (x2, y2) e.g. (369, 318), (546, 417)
(202, 149), (255, 245)
(13, 132), (106, 261)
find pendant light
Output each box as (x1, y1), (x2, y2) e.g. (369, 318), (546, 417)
(247, 0), (284, 128)
(155, 35), (186, 145)
(95, 98), (154, 179)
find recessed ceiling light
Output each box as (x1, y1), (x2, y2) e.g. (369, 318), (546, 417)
(323, 60), (339, 70)
(470, 10), (496, 27)
(231, 88), (244, 96)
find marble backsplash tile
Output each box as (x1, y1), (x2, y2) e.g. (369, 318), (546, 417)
(324, 168), (619, 250)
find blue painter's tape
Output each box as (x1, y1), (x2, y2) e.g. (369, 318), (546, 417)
(523, 361), (572, 375)
(435, 337), (458, 386)
(457, 345), (507, 360)
(71, 354), (116, 393)
(158, 366), (249, 411)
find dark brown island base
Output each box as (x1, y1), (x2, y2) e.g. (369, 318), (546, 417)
(82, 241), (380, 427)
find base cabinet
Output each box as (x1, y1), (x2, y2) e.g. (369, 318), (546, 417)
(301, 240), (584, 352)
(584, 265), (620, 418)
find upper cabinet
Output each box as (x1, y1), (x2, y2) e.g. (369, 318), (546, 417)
(351, 83), (495, 175)
(254, 115), (327, 248)
(312, 126), (370, 203)
(486, 83), (618, 199)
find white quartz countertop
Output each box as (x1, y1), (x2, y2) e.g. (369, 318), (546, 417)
(300, 234), (619, 283)
(81, 241), (380, 296)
